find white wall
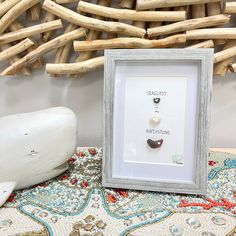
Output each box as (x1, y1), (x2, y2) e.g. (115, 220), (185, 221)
(0, 70), (236, 147)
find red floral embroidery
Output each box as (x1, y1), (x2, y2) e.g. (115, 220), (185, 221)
(33, 182), (48, 188)
(179, 198), (236, 213)
(108, 194), (117, 203)
(59, 175), (69, 180)
(68, 157), (76, 163)
(7, 193), (16, 203)
(77, 152), (85, 158)
(88, 148), (97, 155)
(70, 178), (78, 185)
(208, 160), (217, 166)
(234, 191), (236, 198)
(81, 180), (88, 188)
(116, 189), (128, 198)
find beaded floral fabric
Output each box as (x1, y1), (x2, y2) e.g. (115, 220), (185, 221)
(0, 148), (236, 236)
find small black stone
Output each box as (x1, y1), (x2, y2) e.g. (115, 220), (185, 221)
(153, 98), (161, 104)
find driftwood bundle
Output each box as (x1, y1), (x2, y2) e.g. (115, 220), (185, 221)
(0, 0), (236, 77)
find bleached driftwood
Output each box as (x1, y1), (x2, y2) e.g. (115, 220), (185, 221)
(213, 40), (236, 76)
(78, 1), (186, 22)
(120, 0), (135, 8)
(8, 20), (46, 69)
(55, 0), (78, 3)
(207, 2), (222, 15)
(55, 24), (77, 63)
(27, 3), (41, 21)
(192, 4), (206, 18)
(107, 19), (119, 39)
(207, 2), (225, 45)
(224, 2), (236, 14)
(186, 28), (236, 40)
(8, 20), (25, 32)
(0, 0), (41, 35)
(41, 12), (57, 43)
(8, 20), (45, 69)
(74, 34), (186, 51)
(0, 20), (63, 45)
(187, 40), (214, 48)
(46, 56), (104, 75)
(147, 14), (229, 37)
(0, 44), (32, 75)
(190, 4), (206, 44)
(136, 0), (220, 10)
(43, 0), (146, 38)
(149, 7), (171, 29)
(1, 28), (86, 76)
(76, 0), (111, 63)
(0, 38), (34, 62)
(0, 0), (22, 18)
(228, 63), (236, 73)
(214, 45), (236, 64)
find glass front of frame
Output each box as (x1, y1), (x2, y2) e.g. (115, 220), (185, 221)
(112, 60), (199, 184)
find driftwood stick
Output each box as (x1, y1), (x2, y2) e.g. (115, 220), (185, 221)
(8, 20), (49, 69)
(186, 28), (236, 40)
(27, 42), (44, 69)
(174, 6), (188, 11)
(76, 0), (111, 63)
(26, 3), (41, 21)
(214, 58), (235, 76)
(46, 56), (104, 75)
(8, 20), (25, 32)
(192, 4), (206, 18)
(149, 8), (171, 29)
(78, 1), (186, 22)
(0, 20), (63, 45)
(107, 19), (118, 39)
(43, 0), (146, 38)
(55, 24), (77, 63)
(41, 11), (57, 42)
(190, 4), (206, 44)
(74, 34), (186, 51)
(0, 38), (34, 62)
(224, 2), (236, 14)
(136, 0), (220, 10)
(1, 28), (86, 76)
(0, 0), (22, 18)
(55, 0), (78, 3)
(120, 0), (135, 8)
(133, 21), (146, 28)
(187, 39), (214, 48)
(8, 20), (45, 69)
(8, 21), (44, 69)
(0, 44), (32, 75)
(147, 14), (230, 37)
(207, 2), (225, 45)
(207, 2), (222, 15)
(213, 40), (236, 76)
(0, 0), (41, 35)
(228, 63), (236, 73)
(214, 45), (236, 64)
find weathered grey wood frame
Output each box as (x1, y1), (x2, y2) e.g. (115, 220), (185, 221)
(103, 49), (213, 195)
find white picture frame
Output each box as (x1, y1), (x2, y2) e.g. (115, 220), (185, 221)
(102, 49), (213, 195)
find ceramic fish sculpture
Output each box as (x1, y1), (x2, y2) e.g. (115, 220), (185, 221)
(0, 107), (77, 207)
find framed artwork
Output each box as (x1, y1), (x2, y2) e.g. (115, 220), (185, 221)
(102, 49), (213, 195)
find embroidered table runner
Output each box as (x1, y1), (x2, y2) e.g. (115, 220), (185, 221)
(0, 148), (235, 236)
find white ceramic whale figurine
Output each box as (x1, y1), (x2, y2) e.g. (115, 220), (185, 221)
(0, 107), (77, 207)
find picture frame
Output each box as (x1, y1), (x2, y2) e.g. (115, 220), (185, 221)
(102, 49), (213, 195)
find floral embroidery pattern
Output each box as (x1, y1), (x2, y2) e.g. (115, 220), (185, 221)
(1, 148), (236, 236)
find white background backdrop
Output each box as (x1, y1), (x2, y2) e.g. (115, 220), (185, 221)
(0, 69), (236, 147)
